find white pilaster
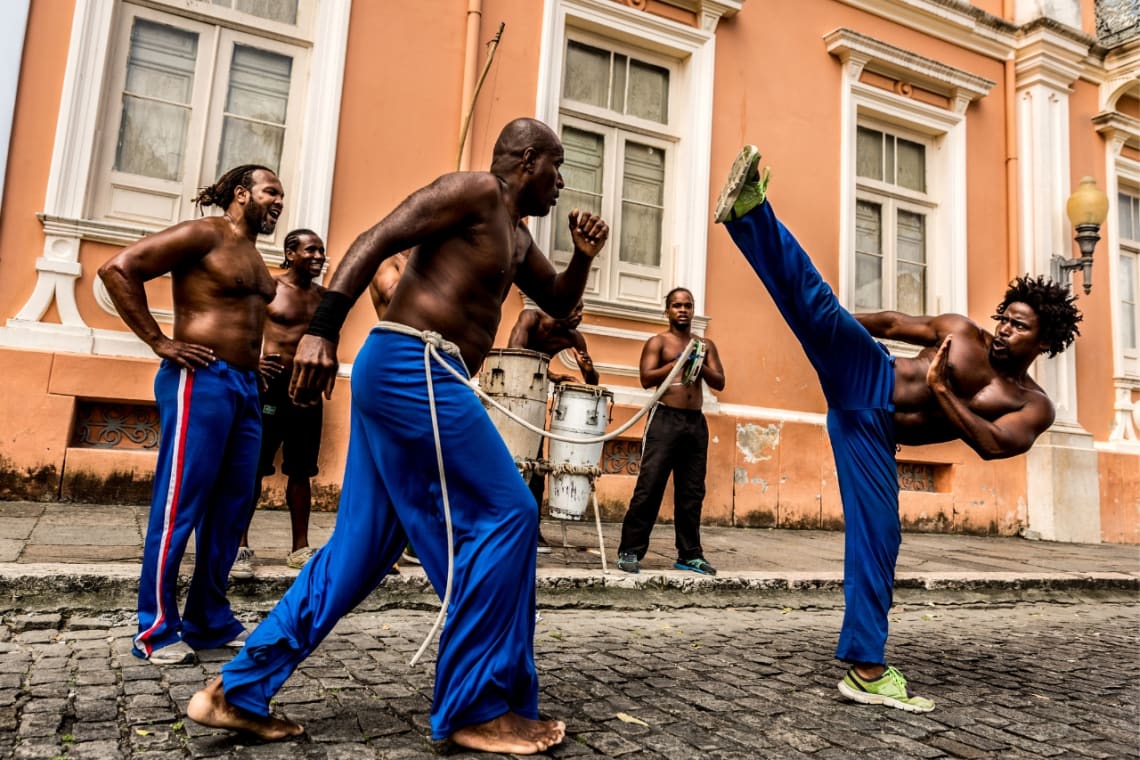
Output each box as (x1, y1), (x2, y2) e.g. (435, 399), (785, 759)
(1014, 24), (1101, 543)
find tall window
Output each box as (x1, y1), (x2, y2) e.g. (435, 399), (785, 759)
(552, 37), (677, 307)
(91, 1), (309, 232)
(1119, 189), (1140, 366)
(854, 125), (934, 314)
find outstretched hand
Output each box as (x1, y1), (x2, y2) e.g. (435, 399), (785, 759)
(290, 334), (338, 406)
(926, 335), (952, 392)
(568, 209), (609, 258)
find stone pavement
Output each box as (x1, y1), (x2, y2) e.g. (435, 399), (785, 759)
(0, 601), (1137, 758)
(0, 500), (1138, 758)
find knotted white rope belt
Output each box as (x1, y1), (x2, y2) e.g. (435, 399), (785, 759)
(376, 321), (694, 665)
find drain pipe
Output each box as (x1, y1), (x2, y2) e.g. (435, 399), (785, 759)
(1003, 0), (1021, 280)
(458, 0), (483, 172)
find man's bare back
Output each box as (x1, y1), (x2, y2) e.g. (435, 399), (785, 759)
(507, 303), (598, 384)
(368, 250), (409, 321)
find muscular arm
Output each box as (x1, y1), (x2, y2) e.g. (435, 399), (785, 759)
(507, 309), (541, 349)
(514, 210), (607, 318)
(569, 330), (599, 385)
(926, 337), (1055, 459)
(855, 311), (969, 347)
(97, 220), (219, 367)
(330, 173), (498, 304)
(638, 336), (674, 390)
(698, 338), (726, 392)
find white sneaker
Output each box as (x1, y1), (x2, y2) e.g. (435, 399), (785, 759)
(147, 640), (197, 665)
(286, 546), (316, 569)
(224, 630), (249, 648)
(230, 547), (255, 579)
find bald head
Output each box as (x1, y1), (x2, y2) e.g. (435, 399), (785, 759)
(491, 118), (560, 172)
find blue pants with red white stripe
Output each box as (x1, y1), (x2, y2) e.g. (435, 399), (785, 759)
(133, 360), (261, 657)
(726, 202), (900, 666)
(220, 328), (539, 740)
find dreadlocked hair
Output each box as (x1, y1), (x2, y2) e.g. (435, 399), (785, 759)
(996, 274), (1082, 357)
(281, 228), (317, 269)
(192, 164), (273, 211)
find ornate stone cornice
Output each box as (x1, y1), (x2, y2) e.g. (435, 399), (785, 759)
(1014, 22), (1090, 91)
(1093, 110), (1140, 152)
(825, 28), (995, 111)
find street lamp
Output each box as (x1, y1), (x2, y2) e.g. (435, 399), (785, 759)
(1052, 176), (1109, 295)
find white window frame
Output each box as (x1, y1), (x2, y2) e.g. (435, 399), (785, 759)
(555, 95), (678, 306)
(535, 0), (722, 325)
(90, 4), (308, 231)
(0, 0), (351, 357)
(1114, 172), (1140, 377)
(826, 28), (994, 355)
(854, 120), (938, 314)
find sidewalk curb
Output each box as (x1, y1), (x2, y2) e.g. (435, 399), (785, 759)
(1, 563), (1136, 612)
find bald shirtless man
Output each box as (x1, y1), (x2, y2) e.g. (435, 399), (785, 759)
(98, 165), (283, 666)
(233, 229), (327, 577)
(615, 287), (725, 576)
(714, 145), (1082, 712)
(187, 118), (608, 755)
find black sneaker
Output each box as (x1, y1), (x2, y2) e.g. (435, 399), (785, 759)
(617, 552), (640, 574)
(674, 557), (717, 576)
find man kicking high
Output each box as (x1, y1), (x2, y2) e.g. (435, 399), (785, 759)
(714, 145), (1081, 712)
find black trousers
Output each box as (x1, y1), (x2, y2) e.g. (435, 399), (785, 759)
(618, 405), (708, 561)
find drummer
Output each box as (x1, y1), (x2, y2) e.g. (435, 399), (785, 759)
(506, 299), (598, 551)
(615, 287), (725, 576)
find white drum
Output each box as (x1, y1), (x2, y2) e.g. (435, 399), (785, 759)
(480, 348), (550, 472)
(547, 383), (612, 520)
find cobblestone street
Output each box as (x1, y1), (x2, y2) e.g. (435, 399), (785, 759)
(0, 598), (1136, 759)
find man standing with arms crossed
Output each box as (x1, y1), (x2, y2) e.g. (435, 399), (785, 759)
(507, 300), (599, 551)
(714, 144), (1082, 712)
(232, 228), (327, 578)
(98, 165), (283, 665)
(187, 118), (608, 755)
(616, 287), (726, 576)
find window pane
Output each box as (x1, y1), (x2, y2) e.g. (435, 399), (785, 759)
(217, 45), (292, 175)
(1121, 192), (1137, 242)
(627, 59), (668, 123)
(612, 54), (627, 114)
(896, 138), (926, 192)
(856, 127), (882, 180)
(896, 210), (926, 314)
(115, 20), (198, 180)
(214, 0), (299, 24)
(555, 126), (605, 254)
(1121, 253), (1137, 350)
(620, 142), (665, 266)
(855, 200), (883, 311)
(564, 41), (610, 109)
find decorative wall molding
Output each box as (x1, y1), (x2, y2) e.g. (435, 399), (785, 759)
(836, 0), (1016, 59)
(825, 28), (996, 114)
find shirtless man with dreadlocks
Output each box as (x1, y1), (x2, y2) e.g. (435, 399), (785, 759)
(99, 165), (283, 666)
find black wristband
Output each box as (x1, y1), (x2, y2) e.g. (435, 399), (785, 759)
(306, 290), (353, 341)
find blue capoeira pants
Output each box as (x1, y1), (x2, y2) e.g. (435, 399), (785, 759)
(726, 202), (900, 666)
(134, 360), (261, 657)
(220, 327), (540, 740)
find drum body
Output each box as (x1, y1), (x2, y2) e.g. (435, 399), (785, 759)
(547, 382), (612, 520)
(480, 349), (550, 471)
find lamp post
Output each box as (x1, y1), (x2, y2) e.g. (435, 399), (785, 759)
(1051, 176), (1109, 295)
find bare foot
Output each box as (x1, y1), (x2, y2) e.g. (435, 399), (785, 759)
(451, 711), (566, 754)
(186, 676), (304, 741)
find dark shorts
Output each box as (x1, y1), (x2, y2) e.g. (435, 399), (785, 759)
(258, 373), (323, 478)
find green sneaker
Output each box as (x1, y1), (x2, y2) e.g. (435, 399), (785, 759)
(838, 666), (935, 713)
(713, 145), (771, 223)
